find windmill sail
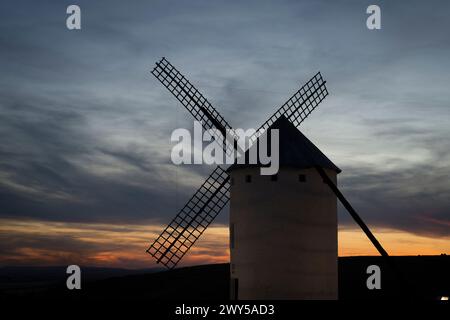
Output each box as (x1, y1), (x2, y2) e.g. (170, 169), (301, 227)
(249, 72), (328, 147)
(147, 166), (230, 269)
(152, 57), (239, 156)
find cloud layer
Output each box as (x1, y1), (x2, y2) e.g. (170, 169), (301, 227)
(0, 0), (449, 264)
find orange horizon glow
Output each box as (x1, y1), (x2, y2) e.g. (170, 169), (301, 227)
(0, 218), (448, 269)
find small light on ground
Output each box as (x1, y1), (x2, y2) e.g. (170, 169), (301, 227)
(440, 296), (449, 301)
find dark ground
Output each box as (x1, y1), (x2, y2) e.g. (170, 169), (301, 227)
(0, 256), (448, 300)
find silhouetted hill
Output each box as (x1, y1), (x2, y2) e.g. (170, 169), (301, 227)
(339, 255), (449, 300)
(0, 265), (161, 298)
(1, 256), (449, 300)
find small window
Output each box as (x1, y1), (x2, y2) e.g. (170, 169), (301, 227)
(299, 174), (306, 182)
(245, 175), (252, 183)
(271, 174), (278, 181)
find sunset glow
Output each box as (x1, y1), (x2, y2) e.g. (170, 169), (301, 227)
(0, 218), (448, 269)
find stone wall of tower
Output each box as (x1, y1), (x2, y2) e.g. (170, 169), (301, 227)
(229, 166), (338, 300)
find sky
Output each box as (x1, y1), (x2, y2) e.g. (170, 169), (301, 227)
(0, 0), (449, 268)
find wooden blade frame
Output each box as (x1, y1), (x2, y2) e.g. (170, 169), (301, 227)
(147, 166), (230, 269)
(249, 72), (328, 147)
(152, 57), (238, 156)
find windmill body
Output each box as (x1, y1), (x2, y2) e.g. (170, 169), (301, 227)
(228, 117), (340, 299)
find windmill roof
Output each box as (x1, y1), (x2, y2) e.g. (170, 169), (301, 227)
(228, 115), (341, 173)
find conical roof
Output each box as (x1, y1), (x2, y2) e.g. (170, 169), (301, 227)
(228, 115), (341, 173)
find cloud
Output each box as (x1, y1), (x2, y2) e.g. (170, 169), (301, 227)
(0, 0), (449, 250)
(0, 219), (229, 268)
(0, 218), (447, 268)
(335, 115), (450, 237)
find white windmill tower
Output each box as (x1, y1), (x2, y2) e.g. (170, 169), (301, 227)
(227, 116), (340, 299)
(147, 58), (392, 300)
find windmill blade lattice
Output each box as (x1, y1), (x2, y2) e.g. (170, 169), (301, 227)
(249, 72), (328, 147)
(152, 57), (238, 156)
(147, 166), (230, 269)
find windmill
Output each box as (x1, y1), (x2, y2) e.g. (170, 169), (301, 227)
(146, 57), (392, 299)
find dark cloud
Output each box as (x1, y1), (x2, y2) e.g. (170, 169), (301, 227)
(337, 118), (450, 237)
(338, 164), (450, 237)
(0, 0), (449, 240)
(0, 223), (138, 267)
